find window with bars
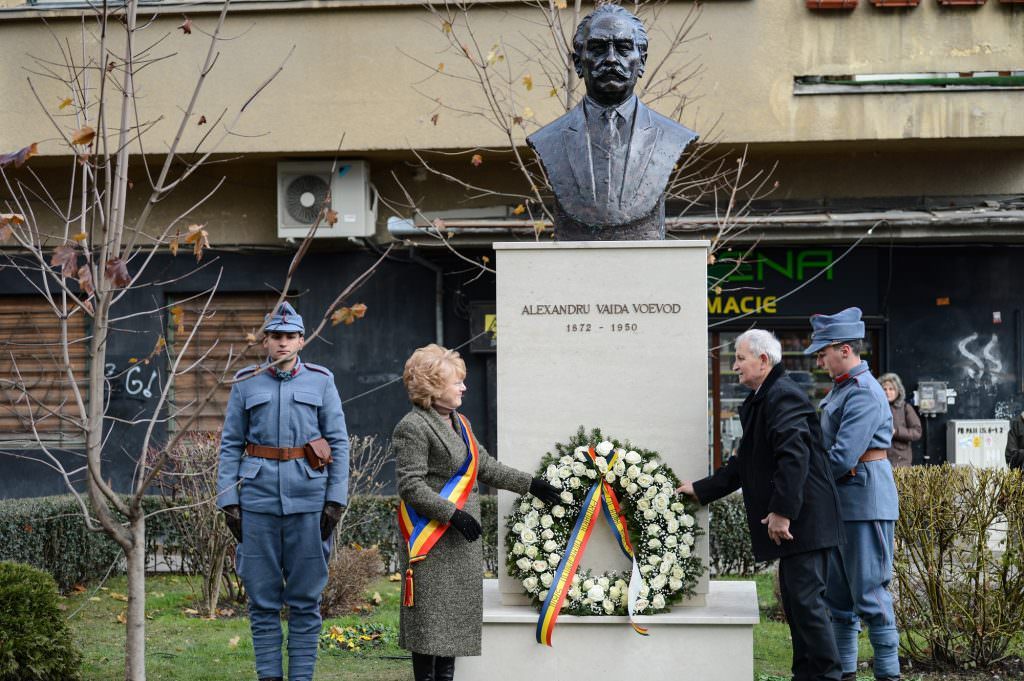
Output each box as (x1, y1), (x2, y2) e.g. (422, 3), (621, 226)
(166, 293), (278, 435)
(0, 297), (89, 447)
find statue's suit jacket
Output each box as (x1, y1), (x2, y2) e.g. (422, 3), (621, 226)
(527, 99), (698, 240)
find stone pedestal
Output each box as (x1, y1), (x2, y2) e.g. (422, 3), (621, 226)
(495, 240), (711, 603)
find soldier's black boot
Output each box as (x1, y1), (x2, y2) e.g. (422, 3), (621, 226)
(434, 656), (455, 681)
(840, 673), (856, 681)
(412, 652), (435, 681)
(258, 677), (283, 681)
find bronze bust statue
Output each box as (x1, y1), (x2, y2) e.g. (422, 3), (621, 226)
(527, 5), (698, 241)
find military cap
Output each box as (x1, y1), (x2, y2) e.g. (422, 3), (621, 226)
(803, 307), (864, 355)
(263, 301), (305, 334)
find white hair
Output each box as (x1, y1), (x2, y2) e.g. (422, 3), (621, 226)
(736, 329), (782, 366)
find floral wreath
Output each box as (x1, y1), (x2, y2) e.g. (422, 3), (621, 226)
(505, 427), (704, 618)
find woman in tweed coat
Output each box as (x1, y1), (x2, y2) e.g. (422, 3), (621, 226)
(394, 344), (560, 681)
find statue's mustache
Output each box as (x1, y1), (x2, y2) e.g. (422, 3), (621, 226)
(593, 67), (627, 80)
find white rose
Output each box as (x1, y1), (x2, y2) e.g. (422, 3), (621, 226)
(521, 529), (537, 544)
(640, 583), (650, 597)
(552, 505), (565, 518)
(568, 587), (582, 601)
(626, 483), (639, 495)
(587, 585), (605, 601)
(574, 448), (588, 462)
(670, 502), (684, 513)
(644, 487), (658, 500)
(665, 535), (678, 548)
(582, 598), (592, 606)
(671, 566), (685, 579)
(594, 455), (608, 471)
(647, 537), (662, 549)
(640, 565), (653, 576)
(540, 572), (553, 587)
(624, 450), (641, 464)
(545, 464), (558, 480)
(669, 578), (683, 591)
(548, 553), (561, 567)
(643, 509), (657, 521)
(605, 472), (618, 485)
(543, 540), (557, 553)
(598, 576), (610, 588)
(647, 554), (661, 566)
(550, 478), (563, 489)
(653, 473), (667, 485)
(533, 560), (548, 573)
(583, 579), (595, 591)
(524, 514), (539, 529)
(532, 498), (545, 510)
(523, 576), (538, 591)
(667, 519), (680, 533)
(679, 545), (691, 558)
(540, 515), (554, 528)
(636, 498), (650, 511)
(609, 586), (621, 600)
(652, 594), (666, 609)
(519, 502), (530, 513)
(571, 573), (581, 585)
(603, 599), (615, 614)
(647, 524), (661, 536)
(558, 465), (572, 479)
(635, 598), (650, 612)
(560, 491), (574, 503)
(642, 461), (659, 474)
(512, 542), (525, 555)
(559, 455), (573, 466)
(571, 462), (587, 476)
(516, 557), (531, 571)
(653, 494), (670, 512)
(595, 441), (614, 456)
(661, 552), (675, 566)
(681, 514), (695, 528)
(626, 465), (641, 480)
(569, 477), (581, 489)
(651, 574), (667, 590)
(539, 589), (549, 601)
(659, 560), (672, 575)
(637, 474), (654, 488)
(541, 528), (555, 540)
(525, 545), (538, 559)
(682, 533), (694, 546)
(586, 468), (597, 479)
(613, 461), (626, 476)
(513, 522), (524, 534)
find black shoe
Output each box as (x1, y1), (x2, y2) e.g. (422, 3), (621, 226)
(258, 677), (283, 681)
(840, 674), (856, 681)
(875, 677), (902, 681)
(435, 656), (455, 681)
(412, 652), (435, 681)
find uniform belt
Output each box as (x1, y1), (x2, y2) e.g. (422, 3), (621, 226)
(245, 443), (307, 461)
(849, 448), (887, 477)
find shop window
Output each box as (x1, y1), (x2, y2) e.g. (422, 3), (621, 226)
(167, 293), (278, 435)
(0, 297), (88, 448)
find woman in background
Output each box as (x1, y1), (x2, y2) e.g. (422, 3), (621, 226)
(879, 372), (921, 468)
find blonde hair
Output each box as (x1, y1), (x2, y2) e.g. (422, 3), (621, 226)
(403, 344), (467, 409)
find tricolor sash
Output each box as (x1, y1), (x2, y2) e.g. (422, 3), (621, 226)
(397, 413), (480, 607)
(536, 446), (649, 646)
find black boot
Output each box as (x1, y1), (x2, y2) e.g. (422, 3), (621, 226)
(412, 652), (436, 681)
(435, 656), (455, 681)
(258, 678), (283, 681)
(840, 674), (856, 681)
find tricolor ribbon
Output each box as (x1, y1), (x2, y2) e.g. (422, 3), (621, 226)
(397, 413), (479, 607)
(535, 446), (649, 646)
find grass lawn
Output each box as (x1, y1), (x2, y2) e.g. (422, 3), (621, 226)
(64, 574), (409, 681)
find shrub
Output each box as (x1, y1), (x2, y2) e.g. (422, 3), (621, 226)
(0, 495), (179, 591)
(707, 492), (770, 576)
(320, 545), (385, 617)
(0, 561), (82, 681)
(893, 465), (1024, 670)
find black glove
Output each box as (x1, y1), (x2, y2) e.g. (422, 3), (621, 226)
(222, 505), (243, 543)
(320, 501), (344, 541)
(449, 508), (482, 542)
(530, 477), (562, 506)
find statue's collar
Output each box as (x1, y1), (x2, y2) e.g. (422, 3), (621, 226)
(583, 94), (637, 123)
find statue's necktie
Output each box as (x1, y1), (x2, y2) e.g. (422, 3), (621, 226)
(602, 109), (624, 209)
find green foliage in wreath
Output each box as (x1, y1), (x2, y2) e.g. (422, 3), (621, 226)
(504, 427), (705, 616)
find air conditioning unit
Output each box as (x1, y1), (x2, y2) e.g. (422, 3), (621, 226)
(276, 160), (376, 239)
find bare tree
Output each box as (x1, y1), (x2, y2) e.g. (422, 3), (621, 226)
(0, 2), (390, 678)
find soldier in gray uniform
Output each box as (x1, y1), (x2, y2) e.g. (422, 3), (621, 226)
(804, 308), (900, 681)
(217, 301), (350, 681)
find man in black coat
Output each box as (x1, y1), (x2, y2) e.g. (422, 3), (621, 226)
(678, 329), (844, 681)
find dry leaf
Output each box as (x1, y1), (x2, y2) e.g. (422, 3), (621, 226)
(555, 0), (567, 8)
(116, 611), (127, 624)
(714, 286), (723, 295)
(184, 223), (210, 262)
(77, 265), (94, 297)
(325, 208), (339, 226)
(89, 596), (101, 602)
(533, 221), (546, 235)
(169, 236), (179, 256)
(170, 306), (185, 336)
(470, 154), (483, 167)
(430, 113), (440, 126)
(244, 331), (258, 344)
(512, 115), (523, 126)
(228, 636), (240, 649)
(110, 592), (129, 602)
(197, 115), (207, 126)
(0, 143), (39, 169)
(70, 126), (95, 146)
(549, 87), (558, 98)
(522, 74), (534, 91)
(107, 61), (116, 73)
(72, 584), (86, 594)
(707, 253), (716, 266)
(437, 62), (444, 72)
(331, 303), (368, 327)
(77, 152), (91, 166)
(154, 336), (167, 355)
(51, 244), (78, 279)
(522, 107), (535, 119)
(485, 46), (503, 66)
(512, 204), (525, 216)
(182, 607), (199, 616)
(71, 231), (88, 243)
(441, 20), (452, 33)
(105, 258), (131, 287)
(481, 255), (490, 265)
(178, 16), (192, 34)
(58, 97), (73, 110)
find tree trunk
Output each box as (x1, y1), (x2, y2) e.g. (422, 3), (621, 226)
(205, 544), (226, 617)
(125, 515), (147, 681)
